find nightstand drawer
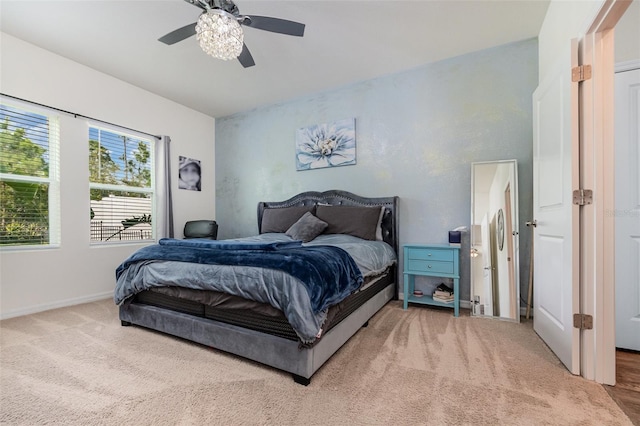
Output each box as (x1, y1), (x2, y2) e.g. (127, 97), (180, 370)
(406, 248), (453, 262)
(407, 260), (454, 274)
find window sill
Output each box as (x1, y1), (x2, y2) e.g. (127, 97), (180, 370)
(0, 244), (61, 253)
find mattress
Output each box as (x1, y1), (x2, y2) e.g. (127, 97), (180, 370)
(131, 269), (393, 344)
(116, 233), (397, 343)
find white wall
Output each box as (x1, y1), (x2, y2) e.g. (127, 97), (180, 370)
(0, 33), (216, 318)
(615, 0), (640, 63)
(538, 0), (605, 80)
(216, 39), (538, 305)
(538, 0), (638, 81)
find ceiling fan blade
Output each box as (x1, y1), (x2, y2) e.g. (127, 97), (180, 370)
(238, 43), (256, 68)
(242, 16), (305, 37)
(158, 22), (197, 45)
(182, 0), (207, 11)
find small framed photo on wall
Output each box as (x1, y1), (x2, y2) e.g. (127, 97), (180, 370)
(179, 156), (201, 191)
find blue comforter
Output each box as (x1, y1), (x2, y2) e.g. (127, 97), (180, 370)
(115, 238), (364, 341)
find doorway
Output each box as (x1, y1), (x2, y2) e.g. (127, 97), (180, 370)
(613, 0), (640, 353)
(609, 2), (640, 419)
(575, 0), (637, 385)
(610, 59), (640, 424)
(532, 0), (637, 392)
(614, 64), (640, 353)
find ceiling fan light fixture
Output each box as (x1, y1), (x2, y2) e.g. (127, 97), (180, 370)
(195, 9), (244, 61)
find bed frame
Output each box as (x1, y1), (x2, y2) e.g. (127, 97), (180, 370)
(119, 190), (399, 385)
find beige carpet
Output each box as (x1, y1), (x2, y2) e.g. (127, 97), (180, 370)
(0, 300), (633, 425)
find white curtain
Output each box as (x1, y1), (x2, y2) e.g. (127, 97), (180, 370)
(155, 136), (174, 238)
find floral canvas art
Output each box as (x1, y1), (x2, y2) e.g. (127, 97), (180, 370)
(295, 118), (356, 171)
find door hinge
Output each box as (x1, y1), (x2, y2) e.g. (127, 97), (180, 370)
(573, 189), (593, 205)
(573, 313), (593, 330)
(572, 65), (592, 82)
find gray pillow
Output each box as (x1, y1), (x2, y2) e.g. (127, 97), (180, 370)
(315, 205), (381, 241)
(261, 205), (315, 233)
(285, 212), (328, 242)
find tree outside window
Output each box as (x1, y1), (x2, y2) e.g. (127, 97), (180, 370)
(0, 105), (57, 246)
(89, 127), (154, 243)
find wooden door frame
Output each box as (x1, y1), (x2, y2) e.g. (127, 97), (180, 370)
(580, 0), (632, 385)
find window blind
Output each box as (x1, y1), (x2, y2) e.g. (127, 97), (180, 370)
(0, 104), (59, 246)
(89, 126), (154, 243)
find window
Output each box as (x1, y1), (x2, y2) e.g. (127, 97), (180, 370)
(0, 103), (59, 247)
(89, 126), (154, 243)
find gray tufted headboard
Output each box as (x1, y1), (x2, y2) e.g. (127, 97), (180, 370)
(257, 190), (399, 256)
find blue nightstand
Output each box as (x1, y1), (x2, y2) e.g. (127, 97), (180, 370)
(403, 244), (460, 317)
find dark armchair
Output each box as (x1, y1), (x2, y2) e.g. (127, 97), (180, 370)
(183, 220), (218, 239)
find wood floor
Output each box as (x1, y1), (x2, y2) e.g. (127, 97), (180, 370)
(604, 350), (640, 425)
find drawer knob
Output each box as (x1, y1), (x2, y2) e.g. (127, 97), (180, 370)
(428, 265), (432, 269)
(428, 254), (432, 256)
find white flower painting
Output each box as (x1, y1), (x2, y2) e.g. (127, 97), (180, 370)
(295, 118), (356, 171)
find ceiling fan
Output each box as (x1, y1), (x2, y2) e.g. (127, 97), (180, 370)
(158, 0), (306, 68)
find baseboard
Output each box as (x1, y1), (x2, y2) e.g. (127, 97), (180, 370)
(0, 291), (113, 320)
(3, 293), (532, 321)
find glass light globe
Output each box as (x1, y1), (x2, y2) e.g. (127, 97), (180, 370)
(196, 9), (243, 60)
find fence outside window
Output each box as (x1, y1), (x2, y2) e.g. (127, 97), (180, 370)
(90, 220), (152, 242)
(89, 126), (154, 244)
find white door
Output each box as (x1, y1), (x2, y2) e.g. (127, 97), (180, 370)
(532, 40), (580, 374)
(615, 67), (640, 351)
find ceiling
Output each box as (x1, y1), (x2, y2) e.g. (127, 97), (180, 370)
(0, 0), (549, 118)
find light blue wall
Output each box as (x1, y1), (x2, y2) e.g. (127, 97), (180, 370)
(215, 38), (537, 305)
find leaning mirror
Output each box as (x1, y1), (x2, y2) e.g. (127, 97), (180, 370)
(471, 160), (520, 322)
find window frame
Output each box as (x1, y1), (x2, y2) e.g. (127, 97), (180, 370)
(88, 124), (155, 245)
(0, 100), (60, 250)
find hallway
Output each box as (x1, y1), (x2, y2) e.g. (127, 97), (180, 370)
(604, 350), (640, 425)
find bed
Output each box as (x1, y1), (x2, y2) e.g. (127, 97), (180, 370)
(116, 190), (399, 385)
